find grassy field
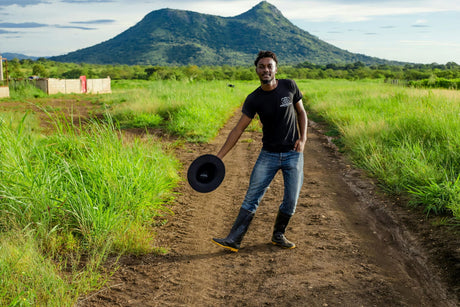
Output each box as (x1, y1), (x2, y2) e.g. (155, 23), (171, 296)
(106, 80), (256, 142)
(0, 79), (458, 305)
(0, 114), (181, 305)
(0, 80), (256, 305)
(299, 79), (459, 220)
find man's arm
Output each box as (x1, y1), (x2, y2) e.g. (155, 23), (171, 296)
(216, 114), (252, 159)
(294, 99), (308, 152)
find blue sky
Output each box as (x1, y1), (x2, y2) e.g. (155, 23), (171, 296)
(0, 0), (459, 64)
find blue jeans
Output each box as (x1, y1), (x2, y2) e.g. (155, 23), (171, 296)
(241, 149), (304, 216)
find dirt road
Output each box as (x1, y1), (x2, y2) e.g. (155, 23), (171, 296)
(73, 110), (459, 306)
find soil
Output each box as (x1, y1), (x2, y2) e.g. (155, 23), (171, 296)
(1, 98), (458, 306)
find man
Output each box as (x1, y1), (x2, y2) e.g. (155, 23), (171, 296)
(212, 50), (307, 252)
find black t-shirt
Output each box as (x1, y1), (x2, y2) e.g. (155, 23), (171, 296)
(242, 79), (303, 152)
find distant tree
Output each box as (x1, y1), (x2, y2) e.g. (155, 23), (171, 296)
(6, 58), (24, 79)
(20, 59), (33, 66)
(295, 61), (317, 69)
(446, 62), (459, 70)
(236, 67), (256, 81)
(62, 68), (84, 79)
(326, 63), (339, 70)
(184, 65), (201, 80)
(352, 61), (365, 70)
(32, 63), (48, 78)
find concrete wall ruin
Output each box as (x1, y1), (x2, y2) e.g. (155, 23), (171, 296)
(87, 78), (112, 94)
(0, 86), (9, 98)
(0, 54), (8, 98)
(33, 77), (111, 95)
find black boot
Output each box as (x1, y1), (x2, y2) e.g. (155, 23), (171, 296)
(212, 208), (255, 252)
(271, 210), (296, 249)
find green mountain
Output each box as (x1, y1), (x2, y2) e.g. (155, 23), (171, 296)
(2, 53), (39, 61)
(50, 1), (401, 66)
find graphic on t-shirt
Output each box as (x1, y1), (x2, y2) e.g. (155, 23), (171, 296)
(280, 96), (292, 107)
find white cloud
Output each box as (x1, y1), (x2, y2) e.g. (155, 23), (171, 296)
(414, 19), (428, 24)
(276, 0), (460, 22)
(400, 40), (460, 47)
(0, 0), (47, 7)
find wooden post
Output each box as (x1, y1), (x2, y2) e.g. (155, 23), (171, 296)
(0, 54), (3, 81)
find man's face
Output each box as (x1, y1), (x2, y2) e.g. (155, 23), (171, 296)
(256, 57), (277, 84)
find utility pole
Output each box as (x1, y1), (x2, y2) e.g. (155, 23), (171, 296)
(0, 54), (3, 81)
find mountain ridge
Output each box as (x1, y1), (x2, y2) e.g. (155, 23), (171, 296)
(2, 53), (39, 61)
(49, 1), (404, 66)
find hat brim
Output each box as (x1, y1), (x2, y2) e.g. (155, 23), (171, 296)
(187, 154), (225, 193)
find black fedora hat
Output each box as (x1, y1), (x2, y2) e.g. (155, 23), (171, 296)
(187, 154), (225, 193)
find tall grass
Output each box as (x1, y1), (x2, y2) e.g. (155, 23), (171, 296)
(0, 230), (84, 306)
(3, 77), (457, 305)
(105, 80), (255, 142)
(7, 80), (48, 99)
(0, 112), (180, 305)
(0, 79), (258, 305)
(301, 79), (459, 220)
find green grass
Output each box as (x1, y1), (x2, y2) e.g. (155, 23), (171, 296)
(0, 79), (257, 305)
(0, 231), (75, 306)
(0, 112), (180, 305)
(4, 77), (457, 305)
(105, 80), (255, 142)
(7, 80), (48, 100)
(300, 79), (460, 220)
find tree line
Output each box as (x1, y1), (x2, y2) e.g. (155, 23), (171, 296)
(4, 57), (460, 89)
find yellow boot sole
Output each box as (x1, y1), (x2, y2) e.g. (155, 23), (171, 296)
(211, 239), (239, 252)
(271, 241), (296, 249)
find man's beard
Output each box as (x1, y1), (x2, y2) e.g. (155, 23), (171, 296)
(261, 76), (274, 84)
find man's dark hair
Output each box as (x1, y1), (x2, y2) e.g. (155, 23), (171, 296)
(254, 50), (278, 66)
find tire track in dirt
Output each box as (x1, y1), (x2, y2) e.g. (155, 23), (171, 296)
(79, 111), (459, 307)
